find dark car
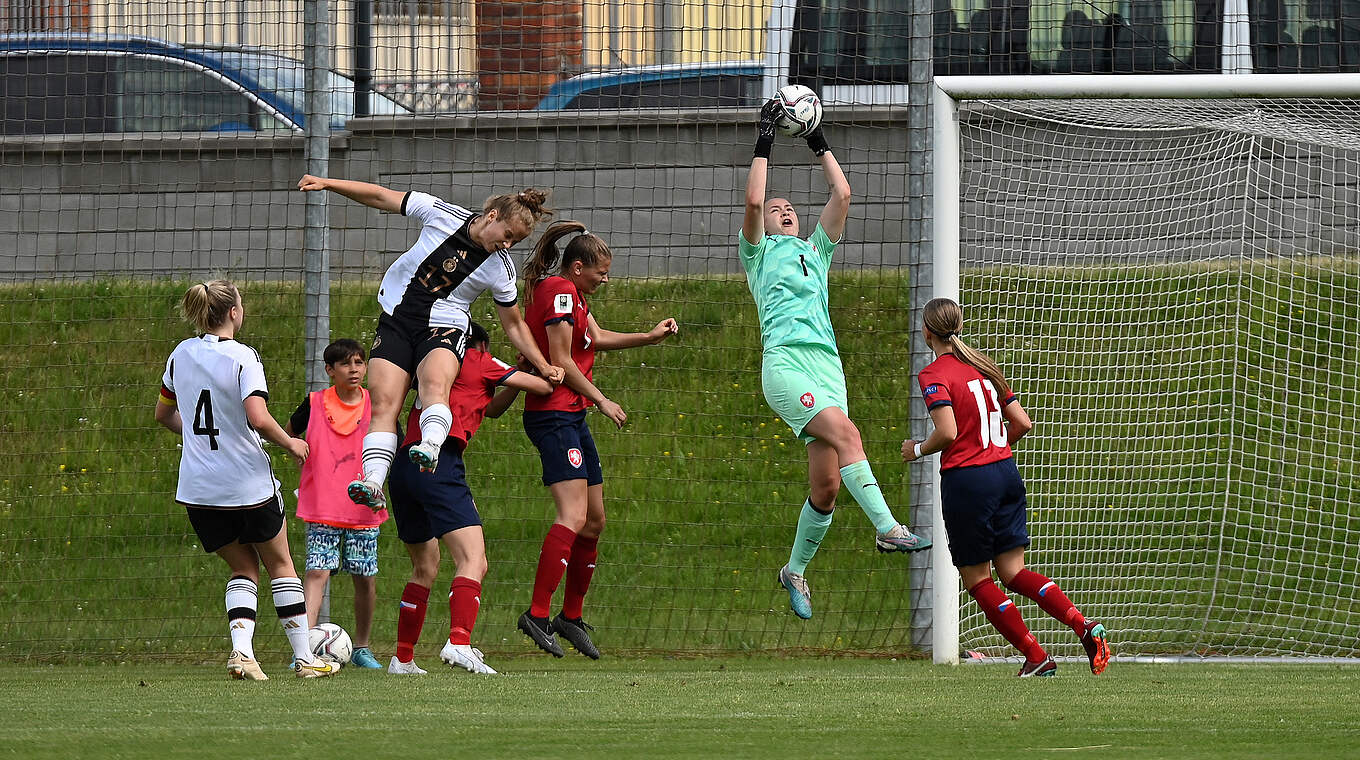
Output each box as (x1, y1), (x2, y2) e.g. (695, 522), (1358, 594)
(534, 60), (769, 111)
(0, 33), (408, 135)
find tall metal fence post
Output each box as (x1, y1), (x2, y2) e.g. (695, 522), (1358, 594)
(907, 0), (939, 656)
(303, 0), (333, 624)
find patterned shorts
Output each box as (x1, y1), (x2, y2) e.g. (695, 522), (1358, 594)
(304, 522), (380, 576)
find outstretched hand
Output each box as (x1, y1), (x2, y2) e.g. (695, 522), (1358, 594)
(297, 174), (328, 192)
(649, 318), (679, 344)
(804, 125), (830, 157)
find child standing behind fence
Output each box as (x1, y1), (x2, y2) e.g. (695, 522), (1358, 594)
(285, 339), (388, 669)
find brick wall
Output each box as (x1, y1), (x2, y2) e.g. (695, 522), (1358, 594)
(477, 0), (583, 111)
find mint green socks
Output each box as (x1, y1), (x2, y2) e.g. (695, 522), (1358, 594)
(788, 499), (834, 575)
(839, 459), (898, 534)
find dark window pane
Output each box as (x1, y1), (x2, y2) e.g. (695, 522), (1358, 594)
(563, 75), (762, 110)
(0, 54), (111, 134)
(113, 56), (260, 132)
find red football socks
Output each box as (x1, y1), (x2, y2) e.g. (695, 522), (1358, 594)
(562, 534), (599, 620)
(529, 523), (577, 618)
(969, 578), (1047, 663)
(448, 576), (482, 646)
(1005, 568), (1087, 637)
(395, 582), (430, 663)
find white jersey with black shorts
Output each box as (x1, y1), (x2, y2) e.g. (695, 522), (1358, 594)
(160, 334), (281, 508)
(371, 191), (520, 371)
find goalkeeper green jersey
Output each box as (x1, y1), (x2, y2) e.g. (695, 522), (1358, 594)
(739, 224), (840, 354)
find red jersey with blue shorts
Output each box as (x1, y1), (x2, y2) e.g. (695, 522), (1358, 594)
(401, 348), (516, 452)
(918, 353), (1019, 471)
(525, 276), (594, 413)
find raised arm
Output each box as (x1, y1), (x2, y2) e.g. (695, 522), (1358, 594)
(743, 100), (784, 247)
(297, 174), (404, 214)
(586, 313), (678, 352)
(485, 371), (555, 419)
(813, 140), (851, 242)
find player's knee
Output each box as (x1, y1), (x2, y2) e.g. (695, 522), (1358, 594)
(581, 513), (605, 538)
(456, 554), (488, 582)
(410, 558), (439, 587)
(810, 477), (841, 509)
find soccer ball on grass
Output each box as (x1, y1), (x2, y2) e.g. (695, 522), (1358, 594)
(308, 622), (353, 666)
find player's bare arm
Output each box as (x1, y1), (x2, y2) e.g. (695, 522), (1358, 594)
(497, 302), (566, 384)
(296, 174), (403, 214)
(902, 405), (958, 463)
(816, 151), (852, 242)
(585, 313), (678, 351)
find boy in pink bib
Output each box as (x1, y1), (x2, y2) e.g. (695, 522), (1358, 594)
(286, 339), (388, 668)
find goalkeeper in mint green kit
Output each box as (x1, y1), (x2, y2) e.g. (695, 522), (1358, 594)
(741, 99), (931, 620)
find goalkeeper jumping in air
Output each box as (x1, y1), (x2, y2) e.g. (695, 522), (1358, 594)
(740, 98), (930, 621)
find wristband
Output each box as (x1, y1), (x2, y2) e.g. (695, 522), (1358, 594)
(754, 135), (774, 159)
(913, 442), (924, 459)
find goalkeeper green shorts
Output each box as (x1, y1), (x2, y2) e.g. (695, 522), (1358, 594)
(761, 345), (848, 445)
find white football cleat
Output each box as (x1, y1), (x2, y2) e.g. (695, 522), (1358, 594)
(227, 650), (268, 681)
(292, 657), (339, 678)
(440, 641), (498, 674)
(408, 441), (440, 473)
(387, 655), (428, 675)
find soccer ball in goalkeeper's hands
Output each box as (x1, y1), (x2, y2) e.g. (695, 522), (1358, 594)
(774, 84), (823, 137)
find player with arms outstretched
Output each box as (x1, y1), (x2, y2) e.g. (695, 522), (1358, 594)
(742, 100), (930, 620)
(903, 297), (1109, 677)
(297, 175), (565, 510)
(154, 280), (337, 680)
(386, 322), (555, 675)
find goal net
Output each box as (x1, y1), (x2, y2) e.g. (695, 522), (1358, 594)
(932, 75), (1360, 662)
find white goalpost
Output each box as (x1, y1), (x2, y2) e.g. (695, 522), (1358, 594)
(931, 74), (1360, 665)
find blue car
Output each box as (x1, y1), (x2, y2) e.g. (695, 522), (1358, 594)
(0, 33), (408, 135)
(534, 60), (769, 111)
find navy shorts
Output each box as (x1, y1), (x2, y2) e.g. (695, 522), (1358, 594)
(523, 410), (603, 487)
(388, 444), (481, 544)
(939, 457), (1030, 568)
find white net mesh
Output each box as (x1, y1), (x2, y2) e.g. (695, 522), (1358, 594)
(955, 96), (1360, 659)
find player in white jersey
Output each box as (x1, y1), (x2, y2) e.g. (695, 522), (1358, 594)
(297, 175), (567, 509)
(155, 279), (338, 680)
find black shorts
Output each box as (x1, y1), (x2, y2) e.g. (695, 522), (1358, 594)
(939, 457), (1030, 568)
(371, 312), (467, 375)
(388, 443), (482, 544)
(185, 494), (285, 554)
(523, 410), (604, 487)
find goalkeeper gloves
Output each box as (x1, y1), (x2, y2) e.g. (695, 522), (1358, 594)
(754, 99), (781, 159)
(805, 125), (830, 157)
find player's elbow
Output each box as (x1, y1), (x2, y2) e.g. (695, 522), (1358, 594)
(831, 185), (851, 206)
(1011, 417), (1033, 438)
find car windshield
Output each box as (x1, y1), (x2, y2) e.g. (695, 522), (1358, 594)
(208, 50), (406, 128)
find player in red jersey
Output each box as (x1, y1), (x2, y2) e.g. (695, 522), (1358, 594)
(902, 298), (1109, 677)
(513, 220), (678, 659)
(385, 322), (554, 675)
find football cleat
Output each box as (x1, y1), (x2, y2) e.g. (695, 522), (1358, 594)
(387, 656), (428, 675)
(227, 650), (268, 681)
(1017, 657), (1057, 678)
(292, 657), (340, 678)
(350, 646), (383, 669)
(1081, 622), (1110, 675)
(875, 524), (932, 553)
(552, 614), (601, 660)
(778, 564), (813, 619)
(346, 479), (386, 510)
(408, 441), (440, 473)
(517, 611), (565, 657)
(440, 641), (498, 674)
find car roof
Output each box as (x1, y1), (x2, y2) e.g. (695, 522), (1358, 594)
(534, 60), (765, 110)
